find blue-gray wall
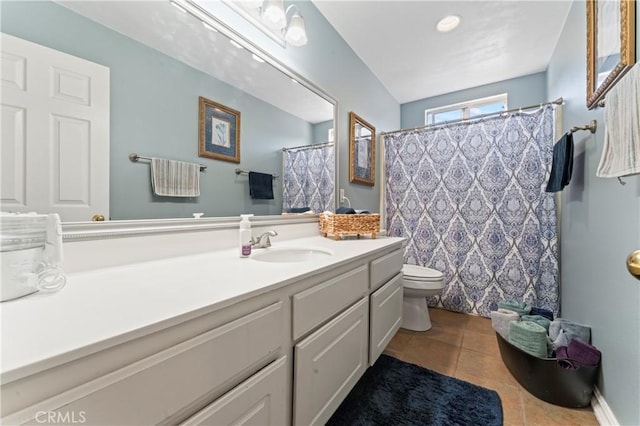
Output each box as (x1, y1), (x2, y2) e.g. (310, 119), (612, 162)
(547, 2), (640, 424)
(400, 72), (547, 129)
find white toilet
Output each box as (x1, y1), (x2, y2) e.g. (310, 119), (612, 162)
(402, 264), (445, 331)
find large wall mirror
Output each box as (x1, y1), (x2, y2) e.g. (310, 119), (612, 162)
(1, 0), (336, 226)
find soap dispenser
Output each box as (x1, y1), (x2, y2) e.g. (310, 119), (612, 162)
(239, 214), (254, 258)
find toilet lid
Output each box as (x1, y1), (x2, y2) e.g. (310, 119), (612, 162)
(403, 264), (444, 281)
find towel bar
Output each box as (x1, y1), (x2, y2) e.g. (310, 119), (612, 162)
(569, 120), (597, 134)
(129, 153), (207, 171)
(234, 168), (279, 179)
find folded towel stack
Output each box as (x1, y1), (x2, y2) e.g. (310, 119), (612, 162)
(490, 308), (520, 339)
(521, 315), (551, 332)
(530, 307), (554, 321)
(498, 300), (532, 316)
(509, 321), (551, 358)
(556, 339), (602, 370)
(287, 207), (311, 213)
(549, 319), (591, 349)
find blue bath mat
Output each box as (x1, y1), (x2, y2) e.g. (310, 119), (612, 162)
(326, 355), (503, 426)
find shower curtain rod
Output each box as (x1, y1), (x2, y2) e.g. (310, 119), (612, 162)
(282, 142), (334, 152)
(380, 97), (564, 137)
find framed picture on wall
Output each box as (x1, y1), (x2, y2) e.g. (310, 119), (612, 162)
(349, 112), (376, 186)
(198, 96), (241, 163)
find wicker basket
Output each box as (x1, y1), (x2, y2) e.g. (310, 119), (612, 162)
(319, 213), (380, 240)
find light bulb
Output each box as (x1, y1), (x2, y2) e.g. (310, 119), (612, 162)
(285, 12), (307, 46)
(262, 0), (286, 30)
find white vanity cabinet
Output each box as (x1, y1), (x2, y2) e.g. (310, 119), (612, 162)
(2, 301), (290, 426)
(1, 235), (405, 426)
(293, 297), (369, 426)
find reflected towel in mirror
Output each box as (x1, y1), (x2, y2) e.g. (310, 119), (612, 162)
(248, 172), (274, 199)
(150, 158), (200, 197)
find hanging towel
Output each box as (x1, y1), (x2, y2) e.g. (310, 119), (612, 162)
(248, 172), (274, 200)
(150, 158), (200, 197)
(549, 318), (591, 349)
(497, 300), (531, 316)
(521, 315), (551, 332)
(556, 339), (601, 370)
(530, 307), (554, 321)
(545, 132), (574, 192)
(490, 308), (520, 340)
(508, 321), (552, 358)
(596, 63), (640, 177)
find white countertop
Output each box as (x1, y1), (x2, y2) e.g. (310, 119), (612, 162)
(0, 235), (403, 383)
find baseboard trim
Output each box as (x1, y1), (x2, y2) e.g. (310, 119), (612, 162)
(591, 386), (619, 425)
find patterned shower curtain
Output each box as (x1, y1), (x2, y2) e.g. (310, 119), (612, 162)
(384, 106), (559, 316)
(283, 144), (335, 213)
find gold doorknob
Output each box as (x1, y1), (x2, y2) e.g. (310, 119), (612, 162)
(92, 214), (105, 222)
(627, 250), (640, 280)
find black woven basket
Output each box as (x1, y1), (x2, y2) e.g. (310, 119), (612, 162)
(495, 332), (599, 407)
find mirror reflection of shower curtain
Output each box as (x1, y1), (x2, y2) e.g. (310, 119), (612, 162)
(282, 144), (335, 213)
(384, 106), (559, 317)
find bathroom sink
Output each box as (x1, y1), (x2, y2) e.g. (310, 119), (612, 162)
(251, 247), (333, 263)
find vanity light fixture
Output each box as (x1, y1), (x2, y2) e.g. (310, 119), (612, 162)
(235, 0), (308, 47)
(436, 15), (460, 32)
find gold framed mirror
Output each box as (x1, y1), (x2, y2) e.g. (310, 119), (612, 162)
(586, 0), (636, 109)
(349, 112), (376, 186)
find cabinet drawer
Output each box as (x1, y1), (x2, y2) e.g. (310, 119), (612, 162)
(292, 265), (368, 340)
(180, 356), (288, 426)
(370, 249), (403, 291)
(6, 302), (284, 426)
(369, 272), (403, 364)
(293, 297), (369, 426)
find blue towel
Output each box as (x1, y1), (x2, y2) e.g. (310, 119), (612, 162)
(549, 318), (591, 349)
(288, 207), (310, 213)
(545, 133), (574, 193)
(497, 300), (531, 316)
(336, 207), (356, 214)
(530, 307), (554, 321)
(248, 172), (274, 199)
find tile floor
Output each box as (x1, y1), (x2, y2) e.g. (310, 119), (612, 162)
(383, 308), (599, 426)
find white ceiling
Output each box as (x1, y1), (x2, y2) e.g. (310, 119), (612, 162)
(313, 0), (573, 104)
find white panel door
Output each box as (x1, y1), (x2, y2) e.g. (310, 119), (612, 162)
(0, 33), (109, 221)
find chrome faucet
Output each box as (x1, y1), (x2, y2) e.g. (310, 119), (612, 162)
(252, 230), (278, 248)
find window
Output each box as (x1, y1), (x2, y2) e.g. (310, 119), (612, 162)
(425, 93), (508, 125)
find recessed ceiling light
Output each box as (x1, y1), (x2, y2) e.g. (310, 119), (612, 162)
(437, 15), (460, 32)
